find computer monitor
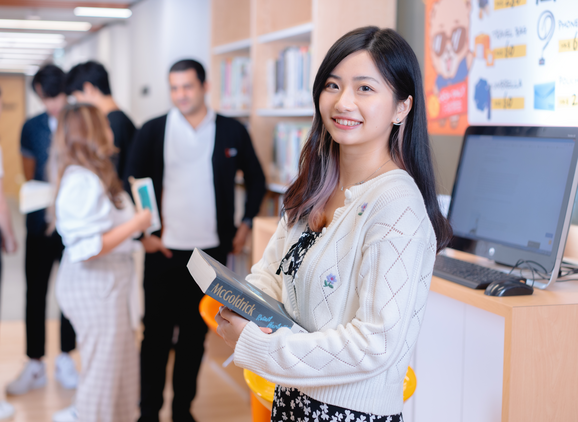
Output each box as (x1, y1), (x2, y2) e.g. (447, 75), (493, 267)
(447, 126), (578, 289)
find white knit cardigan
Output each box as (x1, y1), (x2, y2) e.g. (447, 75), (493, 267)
(234, 169), (437, 416)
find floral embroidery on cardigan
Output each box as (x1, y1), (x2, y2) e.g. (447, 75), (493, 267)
(324, 274), (337, 288)
(358, 202), (368, 216)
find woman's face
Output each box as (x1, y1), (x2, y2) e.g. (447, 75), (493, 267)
(319, 50), (399, 153)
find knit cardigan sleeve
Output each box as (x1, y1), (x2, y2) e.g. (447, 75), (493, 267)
(234, 193), (436, 388)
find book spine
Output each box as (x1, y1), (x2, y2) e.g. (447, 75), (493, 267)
(206, 279), (297, 332)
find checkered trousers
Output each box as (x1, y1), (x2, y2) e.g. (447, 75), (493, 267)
(56, 252), (139, 422)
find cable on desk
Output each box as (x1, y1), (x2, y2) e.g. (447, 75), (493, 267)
(507, 259), (578, 284)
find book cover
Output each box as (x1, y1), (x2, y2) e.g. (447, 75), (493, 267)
(128, 176), (161, 234)
(188, 248), (307, 334)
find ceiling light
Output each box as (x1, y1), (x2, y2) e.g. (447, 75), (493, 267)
(0, 64), (40, 75)
(0, 32), (64, 40)
(74, 7), (132, 18)
(0, 40), (65, 47)
(0, 19), (91, 31)
(0, 39), (64, 45)
(0, 48), (54, 55)
(0, 53), (50, 60)
(0, 43), (64, 52)
(0, 58), (44, 64)
(0, 33), (66, 48)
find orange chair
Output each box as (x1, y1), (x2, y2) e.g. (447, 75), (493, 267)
(199, 294), (222, 333)
(199, 295), (417, 422)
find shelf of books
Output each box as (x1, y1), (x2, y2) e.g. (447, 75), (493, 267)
(211, 0), (397, 228)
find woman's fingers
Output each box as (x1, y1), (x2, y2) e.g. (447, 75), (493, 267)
(218, 306), (238, 321)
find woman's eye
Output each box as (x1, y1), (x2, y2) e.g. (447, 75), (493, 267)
(359, 85), (373, 92)
(325, 82), (338, 89)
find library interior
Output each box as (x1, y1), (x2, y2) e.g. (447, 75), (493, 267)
(0, 1), (577, 422)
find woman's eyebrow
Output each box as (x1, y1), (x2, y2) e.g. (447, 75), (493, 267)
(353, 76), (380, 84)
(327, 74), (380, 84)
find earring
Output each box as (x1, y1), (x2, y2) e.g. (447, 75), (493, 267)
(393, 117), (403, 126)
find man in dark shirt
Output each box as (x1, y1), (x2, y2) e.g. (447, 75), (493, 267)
(7, 64), (78, 397)
(65, 61), (136, 179)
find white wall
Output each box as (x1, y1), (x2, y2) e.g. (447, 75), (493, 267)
(128, 0), (210, 125)
(56, 0), (211, 126)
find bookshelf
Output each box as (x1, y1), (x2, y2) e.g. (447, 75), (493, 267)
(210, 0), (397, 198)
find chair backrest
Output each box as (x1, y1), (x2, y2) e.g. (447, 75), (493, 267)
(199, 295), (222, 334)
(404, 366), (417, 402)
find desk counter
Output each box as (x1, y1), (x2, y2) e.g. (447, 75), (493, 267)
(252, 217), (578, 421)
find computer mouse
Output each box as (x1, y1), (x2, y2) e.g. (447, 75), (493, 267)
(484, 279), (534, 297)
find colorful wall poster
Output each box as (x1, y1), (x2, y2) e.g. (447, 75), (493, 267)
(425, 0), (578, 133)
(425, 0), (473, 135)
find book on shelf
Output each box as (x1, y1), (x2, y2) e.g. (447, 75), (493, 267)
(272, 122), (312, 184)
(188, 248), (307, 333)
(267, 46), (312, 109)
(220, 57), (251, 111)
(129, 176), (161, 234)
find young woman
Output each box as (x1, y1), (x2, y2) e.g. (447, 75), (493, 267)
(51, 103), (151, 422)
(216, 27), (452, 421)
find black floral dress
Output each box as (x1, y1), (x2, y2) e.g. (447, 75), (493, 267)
(272, 385), (403, 422)
(272, 227), (403, 422)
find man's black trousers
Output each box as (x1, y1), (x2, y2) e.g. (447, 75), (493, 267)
(25, 231), (76, 358)
(139, 246), (227, 422)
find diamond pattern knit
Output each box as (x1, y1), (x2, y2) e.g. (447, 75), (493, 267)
(234, 169), (437, 416)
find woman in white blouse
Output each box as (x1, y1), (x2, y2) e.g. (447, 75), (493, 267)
(51, 103), (151, 422)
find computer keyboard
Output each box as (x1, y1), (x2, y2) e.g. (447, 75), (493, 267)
(433, 255), (525, 289)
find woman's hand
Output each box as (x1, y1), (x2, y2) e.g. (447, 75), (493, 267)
(134, 209), (152, 233)
(93, 208), (152, 260)
(215, 307), (272, 349)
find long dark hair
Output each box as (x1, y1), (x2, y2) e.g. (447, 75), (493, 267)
(283, 26), (452, 252)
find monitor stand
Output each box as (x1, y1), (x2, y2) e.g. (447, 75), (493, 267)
(530, 198), (575, 289)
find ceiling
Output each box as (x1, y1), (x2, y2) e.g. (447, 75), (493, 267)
(0, 0), (135, 75)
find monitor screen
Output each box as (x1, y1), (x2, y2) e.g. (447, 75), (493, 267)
(448, 126), (578, 273)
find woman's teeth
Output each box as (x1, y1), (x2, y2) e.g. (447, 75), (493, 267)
(335, 119), (361, 126)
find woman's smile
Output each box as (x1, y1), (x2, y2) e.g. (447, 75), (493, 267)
(332, 116), (363, 129)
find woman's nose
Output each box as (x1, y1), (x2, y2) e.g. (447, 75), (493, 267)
(334, 88), (355, 112)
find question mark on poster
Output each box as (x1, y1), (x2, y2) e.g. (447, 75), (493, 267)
(537, 10), (555, 65)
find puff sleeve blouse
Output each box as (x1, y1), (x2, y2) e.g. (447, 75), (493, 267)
(55, 165), (136, 263)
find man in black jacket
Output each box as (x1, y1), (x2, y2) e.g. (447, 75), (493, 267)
(125, 59), (266, 422)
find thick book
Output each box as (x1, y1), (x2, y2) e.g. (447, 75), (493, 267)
(188, 248), (307, 334)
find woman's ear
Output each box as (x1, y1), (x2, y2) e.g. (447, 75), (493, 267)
(394, 95), (413, 125)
